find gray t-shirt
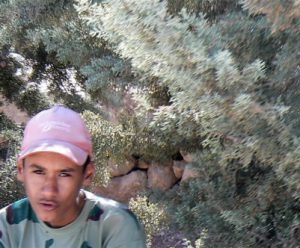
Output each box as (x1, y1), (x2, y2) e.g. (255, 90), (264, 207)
(0, 190), (146, 248)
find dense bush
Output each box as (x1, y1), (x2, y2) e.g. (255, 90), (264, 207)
(0, 114), (24, 208)
(129, 196), (168, 247)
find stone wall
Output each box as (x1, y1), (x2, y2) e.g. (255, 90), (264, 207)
(92, 151), (199, 203)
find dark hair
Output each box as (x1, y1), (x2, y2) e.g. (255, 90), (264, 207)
(82, 156), (91, 173)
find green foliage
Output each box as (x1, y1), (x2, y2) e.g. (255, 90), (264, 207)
(0, 158), (24, 209)
(0, 155), (22, 208)
(0, 114), (24, 208)
(80, 55), (135, 106)
(27, 22), (101, 67)
(0, 0), (102, 114)
(81, 110), (134, 185)
(129, 196), (168, 248)
(0, 113), (22, 159)
(0, 49), (50, 116)
(167, 0), (238, 20)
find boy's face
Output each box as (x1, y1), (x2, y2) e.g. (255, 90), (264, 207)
(17, 152), (93, 228)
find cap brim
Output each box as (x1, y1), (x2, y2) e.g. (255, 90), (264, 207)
(18, 140), (88, 166)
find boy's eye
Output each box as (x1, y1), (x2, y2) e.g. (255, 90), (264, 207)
(59, 172), (71, 177)
(33, 170), (44, 175)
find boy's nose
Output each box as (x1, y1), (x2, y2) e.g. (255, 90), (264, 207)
(42, 176), (58, 196)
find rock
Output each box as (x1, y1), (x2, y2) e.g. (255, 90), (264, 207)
(172, 160), (187, 179)
(137, 159), (151, 169)
(108, 158), (136, 177)
(148, 162), (178, 190)
(92, 170), (147, 203)
(179, 150), (194, 163)
(181, 164), (199, 183)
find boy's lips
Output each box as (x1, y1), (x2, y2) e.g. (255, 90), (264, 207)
(39, 200), (59, 211)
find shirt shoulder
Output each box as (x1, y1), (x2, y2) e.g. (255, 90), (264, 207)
(85, 191), (138, 223)
(84, 191), (146, 248)
(0, 198), (39, 247)
(0, 198), (38, 225)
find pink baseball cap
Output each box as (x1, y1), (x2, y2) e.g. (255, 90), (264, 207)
(18, 105), (93, 166)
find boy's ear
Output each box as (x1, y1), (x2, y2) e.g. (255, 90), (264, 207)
(83, 163), (94, 187)
(17, 160), (25, 182)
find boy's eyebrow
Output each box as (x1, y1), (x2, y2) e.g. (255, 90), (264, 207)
(28, 163), (76, 172)
(28, 164), (45, 170)
(60, 168), (76, 173)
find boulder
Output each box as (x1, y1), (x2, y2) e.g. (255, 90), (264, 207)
(108, 158), (136, 177)
(92, 170), (147, 203)
(137, 159), (151, 169)
(148, 162), (178, 190)
(179, 149), (194, 163)
(172, 160), (187, 179)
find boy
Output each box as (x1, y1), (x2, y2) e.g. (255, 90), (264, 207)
(0, 105), (146, 247)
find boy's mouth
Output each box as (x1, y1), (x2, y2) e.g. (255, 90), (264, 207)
(39, 200), (58, 211)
